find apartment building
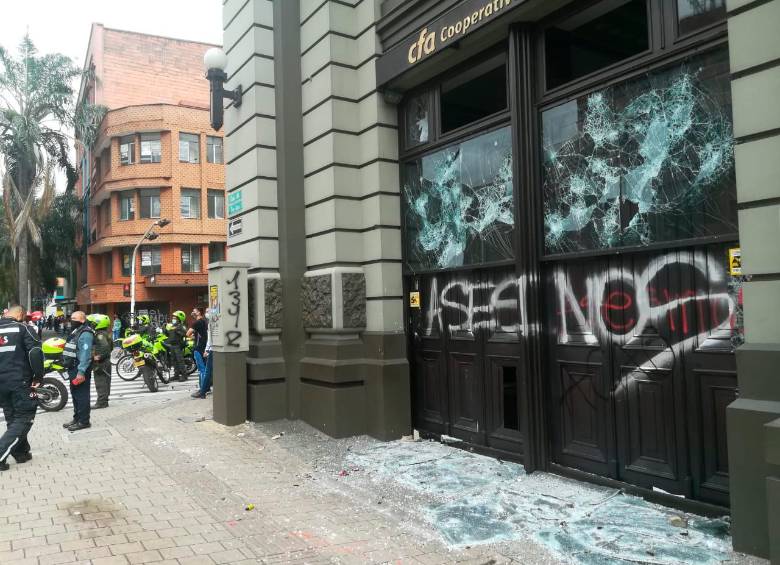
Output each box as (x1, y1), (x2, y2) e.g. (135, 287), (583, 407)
(75, 24), (226, 323)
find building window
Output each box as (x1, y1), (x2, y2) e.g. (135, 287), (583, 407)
(207, 189), (225, 219)
(208, 242), (225, 264)
(140, 133), (162, 164)
(179, 133), (200, 163)
(181, 244), (201, 273)
(404, 93), (430, 149)
(677, 0), (726, 36)
(104, 252), (113, 280)
(140, 245), (161, 275)
(544, 0), (650, 90)
(121, 247), (133, 277)
(180, 188), (201, 219)
(119, 135), (135, 165)
(541, 48), (735, 255)
(120, 192), (135, 221)
(403, 126), (513, 270)
(440, 55), (507, 133)
(207, 136), (223, 164)
(139, 189), (161, 219)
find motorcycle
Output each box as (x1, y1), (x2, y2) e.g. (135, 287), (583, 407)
(38, 340), (70, 412)
(121, 334), (169, 392)
(116, 330), (195, 381)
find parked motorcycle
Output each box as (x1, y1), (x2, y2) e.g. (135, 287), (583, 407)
(121, 334), (170, 392)
(38, 338), (70, 412)
(116, 330), (195, 381)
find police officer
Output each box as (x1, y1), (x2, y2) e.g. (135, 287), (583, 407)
(0, 305), (44, 471)
(165, 311), (187, 382)
(61, 311), (94, 432)
(88, 314), (112, 409)
(133, 314), (152, 340)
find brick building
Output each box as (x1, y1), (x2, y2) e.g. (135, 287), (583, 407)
(75, 24), (226, 324)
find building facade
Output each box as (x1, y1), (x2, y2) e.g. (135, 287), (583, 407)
(221, 0), (780, 558)
(75, 25), (227, 323)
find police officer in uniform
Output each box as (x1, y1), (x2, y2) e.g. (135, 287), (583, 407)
(165, 311), (188, 382)
(0, 305), (44, 471)
(88, 314), (112, 409)
(62, 311), (94, 432)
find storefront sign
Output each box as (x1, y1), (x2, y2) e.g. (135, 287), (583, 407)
(228, 190), (243, 215)
(377, 0), (523, 86)
(729, 247), (741, 276)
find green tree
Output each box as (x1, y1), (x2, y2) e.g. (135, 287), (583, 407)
(0, 34), (104, 308)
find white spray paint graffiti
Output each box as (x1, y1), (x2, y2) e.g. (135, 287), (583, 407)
(420, 252), (743, 357)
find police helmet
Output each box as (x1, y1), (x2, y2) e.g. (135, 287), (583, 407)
(87, 313), (110, 330)
(173, 310), (186, 324)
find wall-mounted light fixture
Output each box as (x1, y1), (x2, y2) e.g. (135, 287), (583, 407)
(204, 47), (242, 131)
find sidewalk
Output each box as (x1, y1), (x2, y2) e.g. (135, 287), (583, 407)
(0, 390), (769, 565)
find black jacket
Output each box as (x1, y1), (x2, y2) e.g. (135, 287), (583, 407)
(0, 317), (45, 384)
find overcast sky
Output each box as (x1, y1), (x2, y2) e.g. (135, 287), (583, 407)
(0, 0), (223, 67)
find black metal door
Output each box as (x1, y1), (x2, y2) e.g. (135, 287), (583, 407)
(545, 244), (740, 504)
(409, 267), (525, 454)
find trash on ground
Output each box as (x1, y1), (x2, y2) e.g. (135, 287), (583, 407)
(245, 503), (255, 511)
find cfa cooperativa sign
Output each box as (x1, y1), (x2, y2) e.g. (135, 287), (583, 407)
(376, 0), (523, 86)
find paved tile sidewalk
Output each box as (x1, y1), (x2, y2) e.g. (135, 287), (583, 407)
(0, 390), (769, 564)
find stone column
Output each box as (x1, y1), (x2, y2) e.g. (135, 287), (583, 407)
(726, 0), (780, 559)
(298, 0), (410, 439)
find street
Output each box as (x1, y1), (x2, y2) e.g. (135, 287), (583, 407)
(0, 371), (769, 565)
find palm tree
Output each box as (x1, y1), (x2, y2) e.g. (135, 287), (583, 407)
(0, 34), (104, 308)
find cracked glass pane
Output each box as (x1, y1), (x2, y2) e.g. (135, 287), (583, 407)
(404, 126), (514, 271)
(542, 47), (735, 255)
(404, 93), (430, 148)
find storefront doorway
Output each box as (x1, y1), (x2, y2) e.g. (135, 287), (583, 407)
(544, 244), (740, 505)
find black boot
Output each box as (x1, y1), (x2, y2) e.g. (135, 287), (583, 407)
(67, 422), (91, 432)
(62, 419), (77, 429)
(92, 402), (108, 409)
(13, 453), (32, 464)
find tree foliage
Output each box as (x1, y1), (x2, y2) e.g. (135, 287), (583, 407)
(0, 34), (105, 305)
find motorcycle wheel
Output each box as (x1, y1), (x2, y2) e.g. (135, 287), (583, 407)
(117, 353), (141, 381)
(184, 356), (197, 375)
(37, 376), (68, 412)
(142, 366), (159, 392)
(110, 345), (124, 365)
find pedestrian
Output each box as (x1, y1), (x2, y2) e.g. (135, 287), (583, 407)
(188, 308), (208, 398)
(164, 311), (187, 382)
(89, 314), (112, 410)
(112, 314), (121, 343)
(61, 311), (94, 432)
(191, 309), (213, 399)
(0, 305), (45, 471)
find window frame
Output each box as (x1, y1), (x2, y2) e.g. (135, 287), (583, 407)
(139, 189), (161, 220)
(139, 132), (162, 164)
(104, 252), (113, 280)
(535, 0), (732, 261)
(206, 136), (223, 164)
(119, 135), (135, 166)
(119, 192), (135, 221)
(208, 242), (225, 264)
(121, 247), (133, 277)
(181, 244), (202, 273)
(180, 188), (201, 219)
(140, 245), (162, 276)
(207, 189), (225, 219)
(179, 132), (200, 163)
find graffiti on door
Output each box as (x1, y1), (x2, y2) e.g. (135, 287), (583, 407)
(420, 252), (743, 349)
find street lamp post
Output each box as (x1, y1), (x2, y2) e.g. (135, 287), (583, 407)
(129, 218), (170, 325)
(203, 47), (242, 131)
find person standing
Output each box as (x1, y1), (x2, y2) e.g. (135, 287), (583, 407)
(89, 314), (112, 410)
(188, 308), (208, 398)
(165, 311), (188, 382)
(61, 311), (94, 431)
(0, 305), (44, 471)
(192, 313), (213, 399)
(112, 314), (122, 342)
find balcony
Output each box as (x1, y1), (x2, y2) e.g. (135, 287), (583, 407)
(144, 273), (208, 288)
